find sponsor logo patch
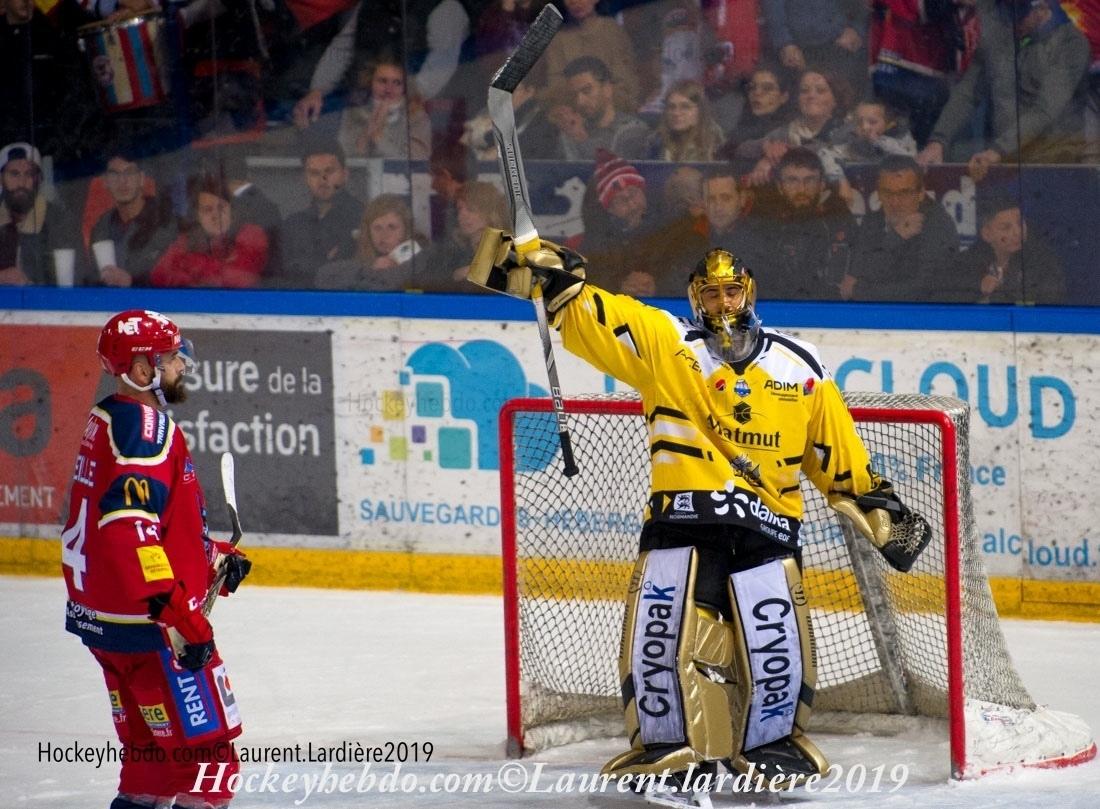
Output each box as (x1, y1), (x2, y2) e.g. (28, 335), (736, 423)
(803, 378), (815, 396)
(141, 405), (156, 442)
(139, 702), (173, 737)
(672, 492), (694, 513)
(136, 545), (173, 582)
(213, 663), (242, 730)
(109, 690), (126, 723)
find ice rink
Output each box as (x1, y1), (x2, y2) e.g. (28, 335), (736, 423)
(4, 574), (1099, 808)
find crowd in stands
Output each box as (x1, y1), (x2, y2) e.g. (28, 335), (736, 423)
(2, 0), (1098, 304)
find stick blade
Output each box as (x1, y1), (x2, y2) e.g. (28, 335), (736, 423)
(489, 4), (563, 92)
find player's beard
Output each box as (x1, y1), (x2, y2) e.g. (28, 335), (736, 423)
(162, 375), (189, 404)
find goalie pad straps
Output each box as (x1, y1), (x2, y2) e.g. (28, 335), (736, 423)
(728, 557), (828, 784)
(603, 547), (739, 778)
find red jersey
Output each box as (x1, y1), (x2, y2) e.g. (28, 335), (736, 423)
(63, 394), (212, 652)
(869, 0), (980, 78)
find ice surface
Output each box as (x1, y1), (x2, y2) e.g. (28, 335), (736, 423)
(3, 576), (1098, 807)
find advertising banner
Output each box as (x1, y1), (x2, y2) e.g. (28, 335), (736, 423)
(2, 308), (1098, 591)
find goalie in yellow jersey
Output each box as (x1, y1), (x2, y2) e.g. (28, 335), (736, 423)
(470, 233), (931, 807)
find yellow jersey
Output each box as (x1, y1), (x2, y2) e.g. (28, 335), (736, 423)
(555, 285), (879, 547)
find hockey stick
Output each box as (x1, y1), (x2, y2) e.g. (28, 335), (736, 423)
(488, 4), (579, 478)
(202, 452), (243, 616)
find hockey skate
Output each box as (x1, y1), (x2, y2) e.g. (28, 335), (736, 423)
(641, 765), (716, 809)
(729, 736), (826, 790)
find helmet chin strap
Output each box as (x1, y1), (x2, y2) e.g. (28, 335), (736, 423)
(121, 359), (168, 407)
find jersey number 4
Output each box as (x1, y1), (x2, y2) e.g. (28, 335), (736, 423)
(61, 498), (89, 591)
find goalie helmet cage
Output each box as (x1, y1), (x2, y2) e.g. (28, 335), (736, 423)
(499, 392), (1096, 780)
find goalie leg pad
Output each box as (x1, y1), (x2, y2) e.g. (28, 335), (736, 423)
(727, 556), (828, 786)
(603, 547), (740, 778)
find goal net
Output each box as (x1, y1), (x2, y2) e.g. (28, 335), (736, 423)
(499, 392), (1095, 779)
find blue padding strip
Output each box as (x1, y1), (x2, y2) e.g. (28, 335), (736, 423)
(2, 288), (1098, 334)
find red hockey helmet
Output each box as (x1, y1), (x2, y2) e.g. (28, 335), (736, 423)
(97, 310), (183, 376)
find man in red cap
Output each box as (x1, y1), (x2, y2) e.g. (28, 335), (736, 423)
(582, 149), (703, 296)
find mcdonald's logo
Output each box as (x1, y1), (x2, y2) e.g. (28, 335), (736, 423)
(123, 476), (151, 506)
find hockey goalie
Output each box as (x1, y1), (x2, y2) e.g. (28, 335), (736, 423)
(471, 236), (937, 806)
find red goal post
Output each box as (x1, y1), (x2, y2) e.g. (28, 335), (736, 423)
(499, 392), (1096, 779)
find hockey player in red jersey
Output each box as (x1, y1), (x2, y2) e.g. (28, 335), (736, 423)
(62, 310), (251, 809)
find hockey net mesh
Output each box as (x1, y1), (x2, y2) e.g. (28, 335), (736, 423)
(504, 392), (1034, 754)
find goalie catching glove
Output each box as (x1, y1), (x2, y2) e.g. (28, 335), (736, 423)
(468, 228), (586, 312)
(828, 481), (932, 573)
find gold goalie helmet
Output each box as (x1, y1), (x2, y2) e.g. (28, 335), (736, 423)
(688, 249), (760, 358)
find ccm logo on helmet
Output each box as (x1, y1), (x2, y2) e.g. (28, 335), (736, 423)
(638, 580), (678, 719)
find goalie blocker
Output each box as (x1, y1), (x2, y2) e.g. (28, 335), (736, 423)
(469, 228), (586, 312)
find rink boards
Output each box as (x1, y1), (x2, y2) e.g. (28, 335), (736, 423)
(1, 292), (1098, 620)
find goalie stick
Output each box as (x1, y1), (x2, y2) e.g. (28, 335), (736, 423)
(488, 4), (579, 478)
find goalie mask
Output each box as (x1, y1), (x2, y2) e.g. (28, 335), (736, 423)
(688, 249), (760, 362)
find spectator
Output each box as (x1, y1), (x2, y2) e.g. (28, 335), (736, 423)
(1076, 1), (1100, 161)
(316, 194), (425, 290)
(291, 0), (471, 129)
(746, 146), (856, 299)
(663, 165), (706, 223)
(741, 68), (854, 186)
(337, 55), (431, 159)
(701, 167), (764, 264)
(0, 142), (77, 286)
(760, 0), (868, 94)
(86, 148), (176, 287)
(462, 64), (560, 161)
(277, 139), (363, 288)
(201, 147), (284, 281)
(632, 2), (707, 123)
(420, 181), (510, 291)
(868, 0), (980, 148)
(721, 64), (794, 156)
(582, 150), (699, 296)
(849, 155), (961, 302)
(0, 0), (104, 174)
(646, 80), (725, 162)
(700, 0), (762, 98)
(474, 0), (548, 70)
(817, 98), (917, 201)
(273, 0), (367, 123)
(954, 194), (1066, 304)
(544, 0), (641, 112)
(151, 175), (268, 287)
(555, 56), (650, 161)
(918, 0), (1090, 178)
(429, 140), (474, 237)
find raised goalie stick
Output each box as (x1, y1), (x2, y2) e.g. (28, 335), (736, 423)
(202, 452), (244, 616)
(488, 4), (579, 477)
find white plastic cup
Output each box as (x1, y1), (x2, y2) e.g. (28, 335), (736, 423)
(53, 248), (76, 287)
(92, 239), (117, 271)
